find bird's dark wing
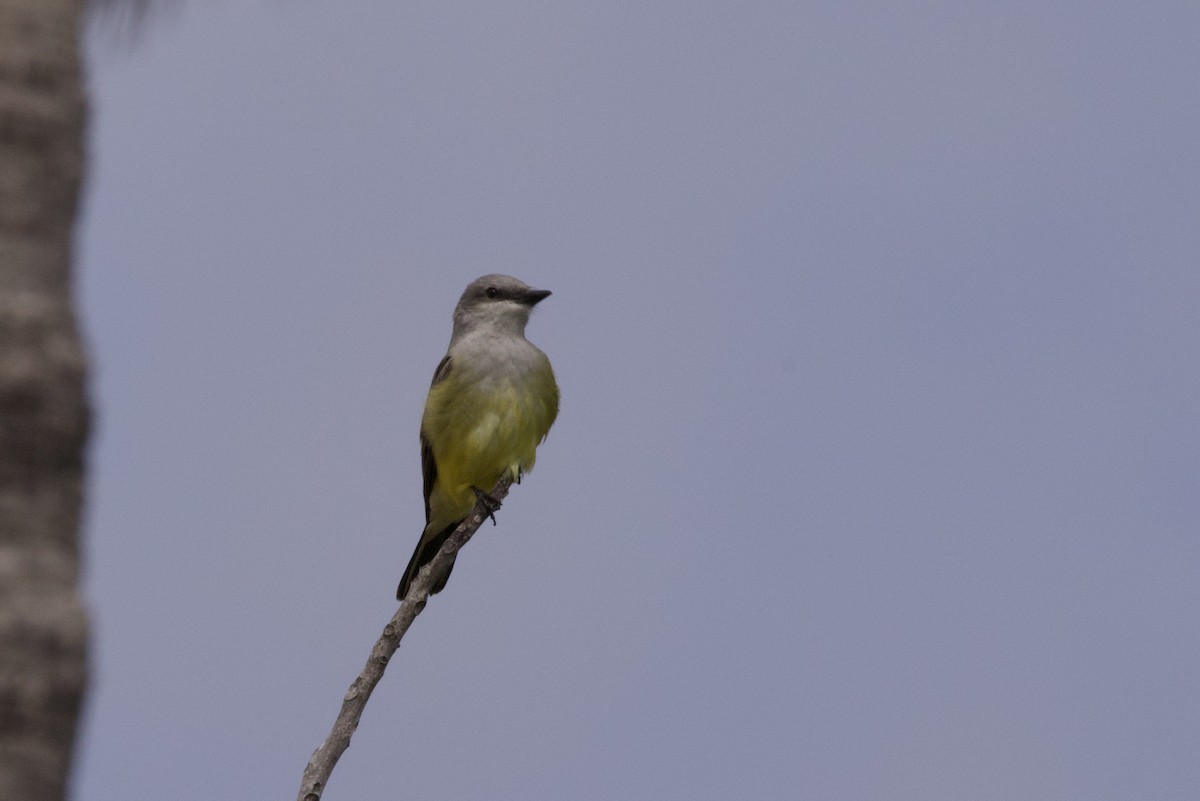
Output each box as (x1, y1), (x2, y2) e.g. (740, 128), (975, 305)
(421, 355), (453, 523)
(420, 432), (435, 525)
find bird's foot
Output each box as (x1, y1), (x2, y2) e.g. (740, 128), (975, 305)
(472, 486), (502, 526)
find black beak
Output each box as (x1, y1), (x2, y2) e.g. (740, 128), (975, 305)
(523, 288), (552, 306)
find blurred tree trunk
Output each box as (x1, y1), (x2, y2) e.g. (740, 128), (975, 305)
(0, 0), (90, 799)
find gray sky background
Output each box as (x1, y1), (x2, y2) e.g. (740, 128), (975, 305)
(77, 2), (1198, 799)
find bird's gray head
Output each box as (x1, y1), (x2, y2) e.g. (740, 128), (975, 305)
(451, 274), (551, 341)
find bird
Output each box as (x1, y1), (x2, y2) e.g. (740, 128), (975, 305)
(396, 274), (559, 600)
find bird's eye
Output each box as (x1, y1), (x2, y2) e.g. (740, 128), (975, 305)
(485, 287), (499, 299)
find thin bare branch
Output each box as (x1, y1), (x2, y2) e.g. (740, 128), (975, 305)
(295, 474), (515, 801)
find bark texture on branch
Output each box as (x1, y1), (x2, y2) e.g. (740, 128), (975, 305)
(296, 476), (514, 801)
(0, 1), (90, 800)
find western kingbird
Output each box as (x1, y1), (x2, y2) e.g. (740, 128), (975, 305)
(396, 274), (559, 599)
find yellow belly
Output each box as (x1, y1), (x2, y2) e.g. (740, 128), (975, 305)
(421, 365), (557, 529)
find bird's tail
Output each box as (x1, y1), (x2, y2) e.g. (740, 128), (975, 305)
(396, 520), (462, 600)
